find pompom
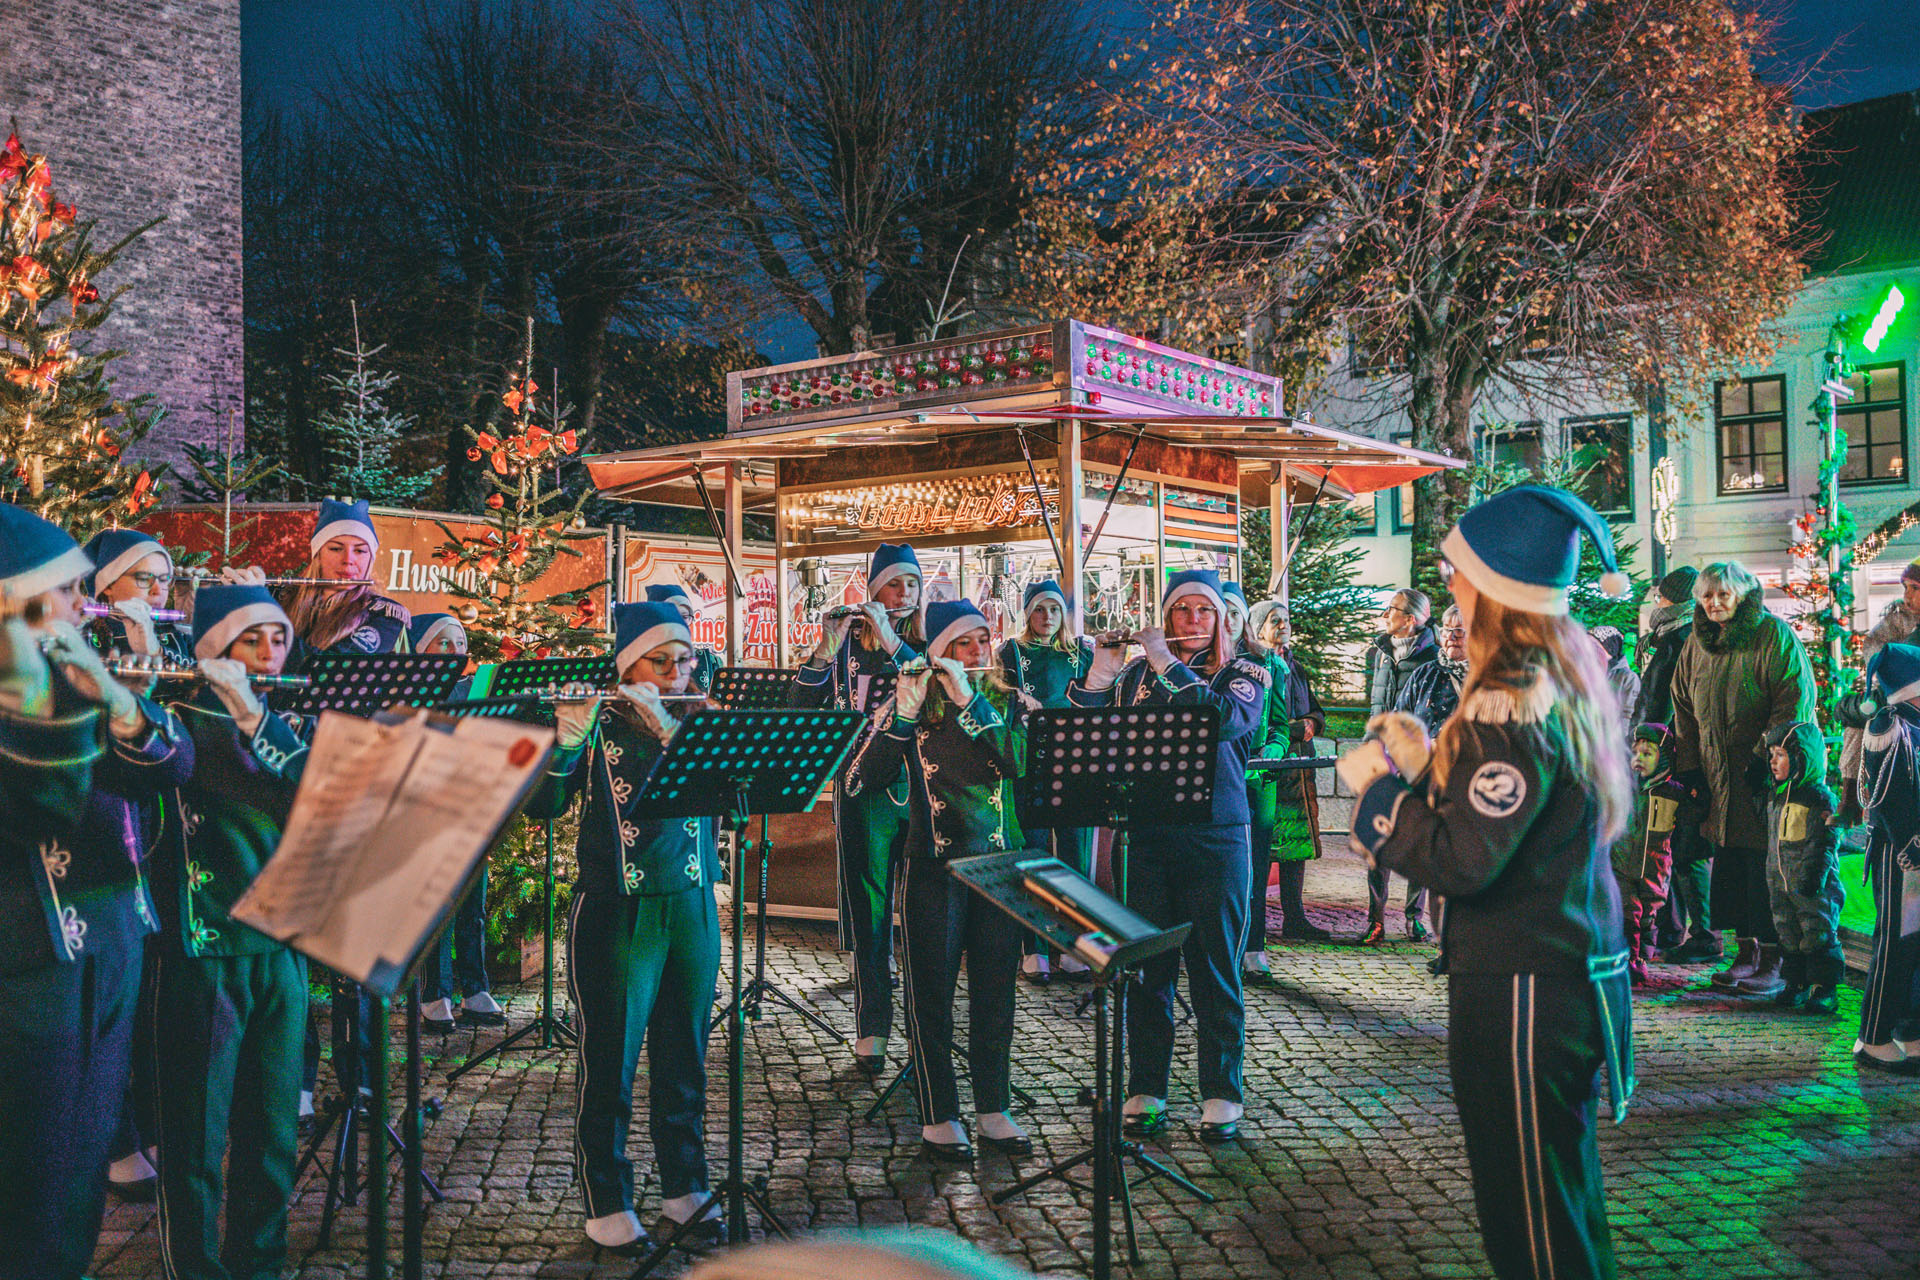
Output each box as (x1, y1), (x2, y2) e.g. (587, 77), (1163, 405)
(1598, 571), (1630, 597)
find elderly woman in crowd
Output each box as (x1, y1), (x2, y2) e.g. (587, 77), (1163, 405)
(1671, 561), (1815, 997)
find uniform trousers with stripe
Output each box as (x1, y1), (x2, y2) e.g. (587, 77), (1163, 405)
(567, 886), (720, 1217)
(150, 947), (307, 1280)
(835, 781), (909, 1041)
(0, 944), (141, 1280)
(1125, 823), (1251, 1104)
(1861, 854), (1920, 1047)
(1448, 972), (1616, 1280)
(897, 857), (1023, 1125)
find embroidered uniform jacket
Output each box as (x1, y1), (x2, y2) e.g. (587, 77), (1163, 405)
(532, 712), (720, 898)
(152, 690), (312, 956)
(1861, 701), (1920, 877)
(792, 631), (921, 784)
(0, 675), (190, 976)
(288, 594), (412, 670)
(1066, 653), (1267, 826)
(1352, 683), (1627, 977)
(846, 689), (1031, 860)
(997, 638), (1093, 708)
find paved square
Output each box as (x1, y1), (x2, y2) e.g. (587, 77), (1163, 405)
(93, 847), (1920, 1278)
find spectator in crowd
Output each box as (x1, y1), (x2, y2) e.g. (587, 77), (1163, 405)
(1365, 589), (1438, 944)
(1633, 568), (1697, 726)
(1589, 625), (1640, 731)
(1671, 561), (1816, 995)
(1244, 601), (1332, 975)
(1757, 721), (1843, 1012)
(1398, 604), (1467, 730)
(1619, 724), (1685, 985)
(1634, 567), (1707, 958)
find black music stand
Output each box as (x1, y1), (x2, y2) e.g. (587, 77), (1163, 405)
(278, 652), (465, 718)
(950, 851), (1187, 1280)
(1006, 706), (1222, 1244)
(708, 666), (798, 710)
(630, 708), (865, 1276)
(440, 656), (615, 1079)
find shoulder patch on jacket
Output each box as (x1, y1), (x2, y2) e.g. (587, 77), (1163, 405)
(1459, 679), (1556, 726)
(1229, 656), (1272, 686)
(369, 596), (411, 622)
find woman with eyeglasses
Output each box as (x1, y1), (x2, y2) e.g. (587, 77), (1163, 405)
(82, 529), (191, 665)
(534, 602), (725, 1255)
(1397, 604), (1468, 730)
(1339, 486), (1635, 1280)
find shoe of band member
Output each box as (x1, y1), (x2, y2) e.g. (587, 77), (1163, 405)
(854, 1035), (888, 1076)
(1733, 945), (1785, 997)
(656, 1191), (725, 1248)
(921, 1120), (974, 1163)
(586, 1209), (653, 1257)
(107, 1149), (158, 1202)
(1710, 937), (1759, 988)
(1021, 953), (1052, 986)
(1801, 984), (1838, 1016)
(421, 997), (457, 1032)
(976, 1110), (1033, 1156)
(1121, 1095), (1167, 1138)
(1241, 951), (1272, 984)
(458, 990), (507, 1027)
(1361, 921), (1386, 946)
(1405, 918), (1431, 943)
(1056, 951), (1092, 981)
(1199, 1098), (1243, 1143)
(1854, 1039), (1920, 1075)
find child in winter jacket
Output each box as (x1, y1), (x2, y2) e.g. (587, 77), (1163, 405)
(1618, 723), (1684, 984)
(1760, 720), (1844, 1013)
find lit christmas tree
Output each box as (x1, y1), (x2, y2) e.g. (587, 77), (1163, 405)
(0, 128), (163, 538)
(434, 323), (603, 661)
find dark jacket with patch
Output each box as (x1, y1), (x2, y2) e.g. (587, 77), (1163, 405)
(0, 676), (190, 976)
(152, 691), (312, 956)
(1368, 625), (1440, 716)
(288, 593), (412, 670)
(1068, 651), (1268, 826)
(1671, 587), (1816, 848)
(1353, 679), (1626, 977)
(531, 711), (721, 899)
(847, 688), (1032, 860)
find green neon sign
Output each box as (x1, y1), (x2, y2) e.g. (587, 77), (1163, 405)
(1863, 283), (1906, 353)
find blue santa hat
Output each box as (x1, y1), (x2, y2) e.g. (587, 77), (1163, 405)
(924, 599), (991, 659)
(1022, 579), (1066, 613)
(867, 543), (921, 597)
(1868, 642), (1920, 707)
(406, 612), (466, 653)
(82, 528), (173, 597)
(0, 503), (93, 603)
(311, 498), (380, 555)
(192, 584), (292, 661)
(1162, 567), (1226, 620)
(1441, 485), (1628, 616)
(613, 601), (692, 676)
(1219, 580), (1248, 618)
(645, 582), (698, 619)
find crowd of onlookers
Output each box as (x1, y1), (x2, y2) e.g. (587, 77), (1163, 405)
(1354, 560), (1920, 1071)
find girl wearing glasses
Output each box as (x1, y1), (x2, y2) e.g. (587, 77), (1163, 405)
(82, 528), (191, 664)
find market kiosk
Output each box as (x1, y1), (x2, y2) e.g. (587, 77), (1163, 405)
(585, 320), (1460, 914)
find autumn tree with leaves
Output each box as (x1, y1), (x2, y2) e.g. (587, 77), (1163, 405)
(0, 128), (164, 538)
(1019, 0), (1805, 599)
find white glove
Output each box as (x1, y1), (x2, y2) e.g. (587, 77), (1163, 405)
(39, 621), (144, 735)
(220, 565), (269, 586)
(618, 682), (676, 744)
(894, 668), (931, 720)
(111, 598), (161, 657)
(862, 602), (900, 652)
(1135, 626), (1175, 672)
(1015, 690), (1043, 712)
(199, 657), (264, 734)
(0, 616), (54, 716)
(1086, 636), (1127, 689)
(1335, 738), (1393, 796)
(931, 655), (972, 706)
(813, 611), (856, 661)
(1366, 711), (1433, 780)
(553, 697), (601, 749)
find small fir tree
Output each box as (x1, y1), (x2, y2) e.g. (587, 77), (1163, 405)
(1241, 500), (1376, 693)
(0, 127), (164, 538)
(435, 325), (603, 661)
(313, 302), (439, 506)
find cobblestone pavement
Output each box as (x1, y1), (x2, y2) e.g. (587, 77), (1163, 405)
(94, 846), (1920, 1279)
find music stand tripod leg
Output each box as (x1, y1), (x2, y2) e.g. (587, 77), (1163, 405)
(729, 815), (847, 1043)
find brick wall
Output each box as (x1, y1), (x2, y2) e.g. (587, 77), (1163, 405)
(5, 0), (243, 466)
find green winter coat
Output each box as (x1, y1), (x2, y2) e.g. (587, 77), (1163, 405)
(1671, 587), (1816, 849)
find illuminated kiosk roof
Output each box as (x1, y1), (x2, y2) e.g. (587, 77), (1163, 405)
(584, 319), (1461, 506)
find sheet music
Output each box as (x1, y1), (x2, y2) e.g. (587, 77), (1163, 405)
(233, 709), (554, 995)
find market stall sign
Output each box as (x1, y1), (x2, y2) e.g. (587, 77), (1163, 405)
(781, 467), (1060, 548)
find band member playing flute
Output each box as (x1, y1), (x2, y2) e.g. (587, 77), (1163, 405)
(646, 583), (720, 694)
(278, 498), (410, 662)
(82, 528), (190, 664)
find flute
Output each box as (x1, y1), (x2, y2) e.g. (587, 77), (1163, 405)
(1092, 630), (1140, 647)
(101, 654), (311, 688)
(184, 569), (372, 588)
(896, 658), (999, 675)
(438, 683), (709, 712)
(82, 601), (188, 624)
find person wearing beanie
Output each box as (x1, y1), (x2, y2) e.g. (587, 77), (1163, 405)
(1338, 484), (1635, 1280)
(0, 502), (194, 1275)
(530, 601), (724, 1253)
(847, 600), (1035, 1162)
(1069, 566), (1269, 1142)
(997, 578), (1095, 985)
(276, 498), (410, 662)
(646, 583), (721, 694)
(1853, 643), (1920, 1073)
(1670, 562), (1815, 997)
(1632, 568), (1713, 959)
(1617, 724), (1688, 985)
(146, 584), (314, 1278)
(1835, 567), (1920, 829)
(1754, 720), (1843, 1012)
(792, 542), (925, 1073)
(1589, 625), (1640, 733)
(82, 527), (190, 664)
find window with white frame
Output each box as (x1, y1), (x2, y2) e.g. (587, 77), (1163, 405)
(1715, 375), (1787, 494)
(1564, 414), (1633, 515)
(1839, 362), (1906, 486)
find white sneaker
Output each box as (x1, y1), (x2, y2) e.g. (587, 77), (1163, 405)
(421, 997), (455, 1025)
(854, 1035), (887, 1058)
(1242, 951), (1270, 977)
(1021, 954), (1051, 980)
(108, 1149), (156, 1184)
(462, 990), (504, 1015)
(298, 1090), (315, 1119)
(1201, 1099), (1245, 1125)
(1056, 952), (1090, 974)
(660, 1191), (721, 1224)
(585, 1209), (646, 1248)
(975, 1110), (1026, 1141)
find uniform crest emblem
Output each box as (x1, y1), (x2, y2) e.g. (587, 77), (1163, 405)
(1229, 678), (1257, 701)
(1467, 761), (1527, 817)
(352, 625), (382, 651)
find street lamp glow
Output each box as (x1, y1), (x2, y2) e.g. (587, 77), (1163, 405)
(1863, 283), (1906, 354)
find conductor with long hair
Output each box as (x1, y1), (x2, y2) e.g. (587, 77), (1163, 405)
(1339, 486), (1635, 1280)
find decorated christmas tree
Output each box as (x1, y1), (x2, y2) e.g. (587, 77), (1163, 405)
(434, 323), (604, 661)
(0, 128), (164, 538)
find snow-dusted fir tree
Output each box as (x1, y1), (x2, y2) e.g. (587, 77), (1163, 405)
(313, 301), (439, 505)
